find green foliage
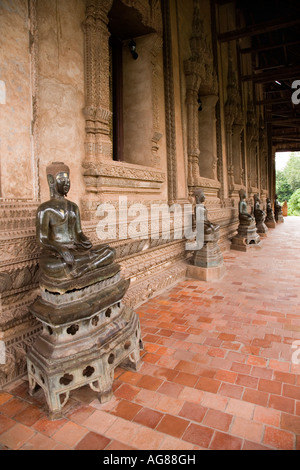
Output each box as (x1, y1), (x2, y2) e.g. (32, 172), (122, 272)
(288, 188), (300, 216)
(275, 170), (293, 203)
(282, 152), (300, 193)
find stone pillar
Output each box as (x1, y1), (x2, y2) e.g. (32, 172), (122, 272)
(184, 60), (202, 190)
(82, 0), (113, 165)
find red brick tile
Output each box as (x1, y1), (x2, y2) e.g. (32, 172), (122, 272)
(20, 432), (56, 450)
(258, 378), (282, 395)
(269, 359), (290, 372)
(280, 413), (300, 434)
(219, 333), (236, 342)
(179, 402), (207, 423)
(0, 423), (35, 450)
(282, 383), (300, 400)
(273, 371), (296, 384)
(173, 372), (198, 387)
(215, 369), (237, 384)
(133, 407), (163, 429)
(106, 440), (137, 450)
(250, 366), (273, 379)
(111, 400), (142, 420)
(236, 374), (259, 389)
(137, 375), (164, 391)
(242, 389), (269, 406)
(157, 381), (184, 398)
(269, 394), (295, 414)
(114, 383), (140, 400)
(0, 414), (15, 434)
(243, 440), (272, 450)
(253, 406), (280, 426)
(195, 376), (221, 393)
(231, 417), (263, 442)
(0, 393), (13, 406)
(52, 421), (88, 448)
(210, 431), (242, 450)
(14, 404), (45, 426)
(263, 426), (294, 450)
(0, 398), (29, 417)
(203, 409), (233, 432)
(226, 399), (254, 419)
(246, 356), (268, 367)
(231, 362), (252, 374)
(33, 416), (68, 437)
(75, 431), (111, 450)
(182, 423), (214, 448)
(219, 383), (243, 399)
(66, 405), (95, 424)
(156, 414), (189, 438)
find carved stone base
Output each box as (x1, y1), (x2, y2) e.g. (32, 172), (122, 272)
(26, 268), (143, 419)
(187, 263), (226, 282)
(265, 220), (276, 229)
(231, 220), (261, 252)
(256, 221), (268, 237)
(276, 215), (284, 224)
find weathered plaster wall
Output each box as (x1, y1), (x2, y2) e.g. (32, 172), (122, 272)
(0, 0), (35, 200)
(37, 0), (86, 206)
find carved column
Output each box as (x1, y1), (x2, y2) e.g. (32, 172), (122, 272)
(82, 0), (113, 164)
(184, 60), (202, 190)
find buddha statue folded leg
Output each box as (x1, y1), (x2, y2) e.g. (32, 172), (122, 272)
(40, 245), (116, 281)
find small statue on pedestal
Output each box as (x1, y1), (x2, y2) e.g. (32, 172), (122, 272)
(27, 162), (143, 419)
(274, 194), (284, 223)
(265, 197), (276, 228)
(253, 194), (268, 237)
(187, 189), (225, 281)
(231, 189), (261, 251)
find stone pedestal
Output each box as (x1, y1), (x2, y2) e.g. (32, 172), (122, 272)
(231, 218), (261, 252)
(27, 265), (143, 420)
(187, 231), (226, 281)
(265, 219), (276, 229)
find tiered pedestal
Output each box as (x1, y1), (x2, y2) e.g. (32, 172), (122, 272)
(231, 218), (261, 252)
(187, 230), (226, 281)
(27, 265), (143, 420)
(275, 211), (284, 224)
(265, 217), (276, 229)
(255, 218), (268, 238)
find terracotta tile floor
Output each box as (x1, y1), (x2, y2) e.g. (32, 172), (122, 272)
(1, 216), (300, 450)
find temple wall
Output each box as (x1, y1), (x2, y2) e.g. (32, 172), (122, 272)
(0, 0), (272, 386)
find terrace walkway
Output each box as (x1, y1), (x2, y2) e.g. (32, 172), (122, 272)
(0, 216), (300, 450)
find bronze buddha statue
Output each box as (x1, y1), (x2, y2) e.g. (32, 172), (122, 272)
(194, 188), (220, 235)
(36, 162), (115, 283)
(238, 189), (254, 224)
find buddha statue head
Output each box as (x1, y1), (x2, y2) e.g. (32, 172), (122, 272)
(46, 162), (70, 198)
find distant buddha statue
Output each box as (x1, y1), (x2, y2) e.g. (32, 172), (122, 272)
(36, 162), (115, 283)
(274, 194), (284, 223)
(194, 188), (220, 235)
(253, 194), (265, 224)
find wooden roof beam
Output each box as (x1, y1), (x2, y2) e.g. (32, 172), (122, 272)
(218, 17), (300, 42)
(240, 40), (300, 54)
(241, 66), (300, 83)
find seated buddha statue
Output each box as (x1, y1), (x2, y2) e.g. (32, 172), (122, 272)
(253, 194), (265, 223)
(36, 162), (115, 283)
(194, 188), (220, 235)
(274, 194), (283, 222)
(238, 189), (255, 224)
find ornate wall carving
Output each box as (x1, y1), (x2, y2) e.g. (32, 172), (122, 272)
(184, 0), (219, 195)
